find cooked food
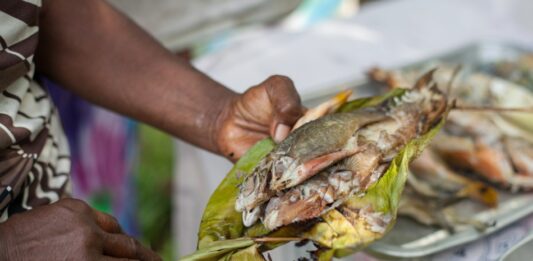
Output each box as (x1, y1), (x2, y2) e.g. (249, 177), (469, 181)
(236, 70), (448, 230)
(370, 66), (533, 192)
(188, 71), (449, 261)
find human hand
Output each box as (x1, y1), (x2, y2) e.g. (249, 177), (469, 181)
(0, 198), (161, 261)
(215, 75), (304, 162)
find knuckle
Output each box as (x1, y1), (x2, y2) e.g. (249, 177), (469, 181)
(51, 199), (82, 216)
(280, 102), (297, 113)
(109, 216), (120, 229)
(78, 223), (96, 237)
(76, 226), (100, 249)
(277, 96), (302, 114)
(60, 198), (86, 208)
(130, 237), (139, 252)
(103, 213), (122, 231)
(109, 214), (119, 225)
(267, 75), (293, 87)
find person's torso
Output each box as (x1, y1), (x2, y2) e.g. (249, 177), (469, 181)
(0, 0), (70, 222)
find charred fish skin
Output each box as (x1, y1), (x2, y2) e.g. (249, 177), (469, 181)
(260, 87), (447, 230)
(236, 109), (388, 212)
(269, 110), (388, 191)
(433, 111), (533, 191)
(238, 87), (445, 211)
(237, 74), (448, 230)
(371, 66), (533, 191)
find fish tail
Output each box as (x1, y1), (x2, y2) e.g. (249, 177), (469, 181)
(458, 182), (499, 207)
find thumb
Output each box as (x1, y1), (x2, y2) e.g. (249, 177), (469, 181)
(263, 75), (304, 142)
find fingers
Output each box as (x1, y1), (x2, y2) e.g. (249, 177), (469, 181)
(102, 233), (137, 258)
(273, 123), (291, 143)
(94, 209), (123, 234)
(263, 75), (304, 142)
(57, 198), (120, 234)
(103, 233), (161, 261)
(49, 199), (155, 261)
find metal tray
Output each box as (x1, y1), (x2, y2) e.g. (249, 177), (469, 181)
(304, 42), (533, 259)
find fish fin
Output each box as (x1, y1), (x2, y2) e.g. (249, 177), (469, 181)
(292, 89), (352, 131)
(457, 182), (499, 207)
(413, 68), (437, 90)
(270, 149), (361, 191)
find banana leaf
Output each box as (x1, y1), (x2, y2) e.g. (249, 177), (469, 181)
(197, 138), (276, 248)
(187, 89), (445, 260)
(221, 244), (266, 261)
(181, 238), (256, 261)
(337, 88), (406, 113)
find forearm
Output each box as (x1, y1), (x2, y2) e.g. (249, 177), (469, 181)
(36, 0), (236, 153)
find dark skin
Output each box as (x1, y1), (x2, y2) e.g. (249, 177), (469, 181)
(0, 199), (157, 261)
(0, 0), (303, 260)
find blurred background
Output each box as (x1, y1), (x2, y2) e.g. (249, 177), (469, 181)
(45, 0), (533, 260)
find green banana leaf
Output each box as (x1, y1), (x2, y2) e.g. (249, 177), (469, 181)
(197, 138), (276, 249)
(221, 244), (266, 261)
(337, 88), (406, 113)
(180, 238), (256, 261)
(187, 89), (445, 260)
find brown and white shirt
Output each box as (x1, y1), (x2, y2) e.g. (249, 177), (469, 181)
(0, 0), (70, 222)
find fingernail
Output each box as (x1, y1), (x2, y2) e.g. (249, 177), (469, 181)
(274, 124), (290, 143)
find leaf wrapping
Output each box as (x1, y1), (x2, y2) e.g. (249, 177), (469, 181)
(187, 89), (445, 261)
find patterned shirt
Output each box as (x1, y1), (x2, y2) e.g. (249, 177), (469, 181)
(0, 0), (70, 222)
